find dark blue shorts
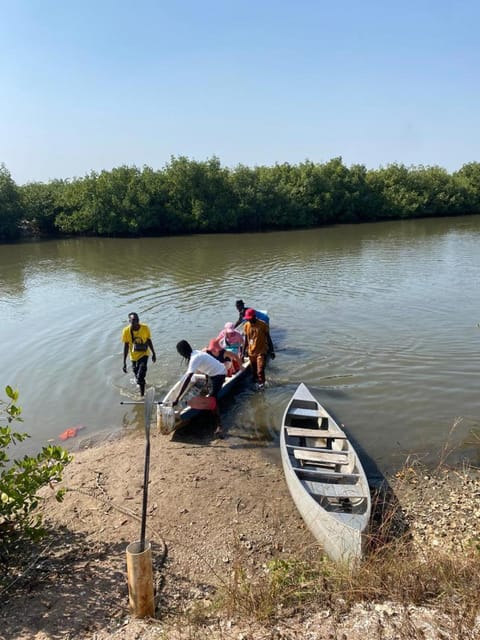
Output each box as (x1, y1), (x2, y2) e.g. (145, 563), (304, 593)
(210, 374), (226, 398)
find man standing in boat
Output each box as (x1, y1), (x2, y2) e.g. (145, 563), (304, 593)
(121, 312), (157, 396)
(243, 308), (275, 390)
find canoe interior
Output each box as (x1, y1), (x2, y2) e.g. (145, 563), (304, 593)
(284, 395), (370, 518)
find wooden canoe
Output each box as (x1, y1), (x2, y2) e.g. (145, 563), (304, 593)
(280, 383), (371, 566)
(157, 357), (250, 434)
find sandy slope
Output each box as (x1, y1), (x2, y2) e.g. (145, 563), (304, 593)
(1, 421), (479, 640)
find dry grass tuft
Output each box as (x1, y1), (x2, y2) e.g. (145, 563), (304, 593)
(214, 457), (480, 637)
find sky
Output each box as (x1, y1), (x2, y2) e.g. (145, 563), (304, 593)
(1, 0), (479, 185)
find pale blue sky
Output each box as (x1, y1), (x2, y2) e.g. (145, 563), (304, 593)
(1, 1), (478, 184)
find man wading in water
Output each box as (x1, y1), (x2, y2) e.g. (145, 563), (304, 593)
(121, 312), (157, 396)
(243, 308), (275, 390)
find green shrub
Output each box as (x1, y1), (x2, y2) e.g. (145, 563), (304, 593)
(0, 386), (72, 560)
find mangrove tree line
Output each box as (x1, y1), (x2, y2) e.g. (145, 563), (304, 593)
(1, 157), (479, 241)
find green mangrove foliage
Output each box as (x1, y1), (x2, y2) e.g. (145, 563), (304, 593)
(0, 164), (23, 241)
(0, 386), (72, 560)
(1, 157), (480, 240)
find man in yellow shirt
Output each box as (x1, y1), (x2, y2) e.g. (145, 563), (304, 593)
(121, 312), (156, 396)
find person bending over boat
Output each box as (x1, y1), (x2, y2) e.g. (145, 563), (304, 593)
(173, 340), (226, 438)
(121, 312), (157, 396)
(205, 337), (243, 376)
(243, 308), (275, 390)
(234, 300), (269, 327)
(216, 322), (244, 358)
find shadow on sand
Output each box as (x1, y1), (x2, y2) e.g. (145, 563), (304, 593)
(0, 525), (166, 639)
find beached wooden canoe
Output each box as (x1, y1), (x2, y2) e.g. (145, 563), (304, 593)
(157, 357), (250, 434)
(280, 383), (371, 565)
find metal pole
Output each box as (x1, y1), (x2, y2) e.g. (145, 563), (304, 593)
(140, 387), (155, 551)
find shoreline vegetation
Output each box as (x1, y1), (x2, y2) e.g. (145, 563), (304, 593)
(1, 426), (479, 639)
(1, 157), (480, 241)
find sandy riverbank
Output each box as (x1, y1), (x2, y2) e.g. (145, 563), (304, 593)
(1, 423), (479, 640)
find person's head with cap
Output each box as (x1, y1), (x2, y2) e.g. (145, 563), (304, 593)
(208, 338), (222, 355)
(224, 322), (236, 335)
(244, 308), (256, 322)
(235, 299), (245, 312)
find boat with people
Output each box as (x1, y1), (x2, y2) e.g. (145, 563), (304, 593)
(157, 356), (250, 434)
(280, 383), (371, 566)
(157, 306), (271, 434)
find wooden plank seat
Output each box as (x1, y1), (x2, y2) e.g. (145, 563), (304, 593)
(288, 407), (322, 418)
(293, 449), (348, 465)
(294, 466), (360, 481)
(309, 482), (368, 500)
(286, 444), (348, 455)
(286, 427), (347, 439)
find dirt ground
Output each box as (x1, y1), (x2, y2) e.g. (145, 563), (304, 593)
(1, 420), (479, 640)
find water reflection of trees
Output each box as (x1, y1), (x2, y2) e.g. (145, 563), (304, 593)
(2, 215), (480, 312)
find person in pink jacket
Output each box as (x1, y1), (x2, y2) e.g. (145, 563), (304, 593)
(216, 322), (244, 358)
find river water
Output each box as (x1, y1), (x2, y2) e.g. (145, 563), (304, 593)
(2, 216), (480, 476)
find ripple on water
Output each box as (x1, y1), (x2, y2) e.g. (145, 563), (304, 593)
(3, 219), (480, 471)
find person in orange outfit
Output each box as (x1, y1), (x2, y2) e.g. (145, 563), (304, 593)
(243, 308), (275, 389)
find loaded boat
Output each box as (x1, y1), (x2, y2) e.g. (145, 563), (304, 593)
(157, 357), (250, 434)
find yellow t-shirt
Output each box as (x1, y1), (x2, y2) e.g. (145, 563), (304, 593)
(121, 323), (151, 361)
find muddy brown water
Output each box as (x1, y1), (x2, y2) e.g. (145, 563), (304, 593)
(2, 215), (480, 475)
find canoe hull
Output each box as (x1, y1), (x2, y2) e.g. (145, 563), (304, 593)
(280, 383), (371, 565)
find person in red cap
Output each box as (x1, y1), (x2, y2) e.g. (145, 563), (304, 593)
(243, 308), (275, 389)
(234, 300), (269, 327)
(205, 338), (243, 376)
